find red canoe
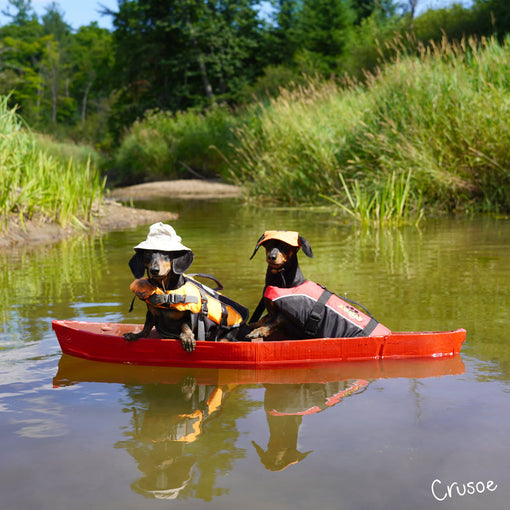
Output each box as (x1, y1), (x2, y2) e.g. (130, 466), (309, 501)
(52, 320), (466, 369)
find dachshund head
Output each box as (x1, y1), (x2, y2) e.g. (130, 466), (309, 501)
(128, 249), (194, 280)
(250, 230), (313, 271)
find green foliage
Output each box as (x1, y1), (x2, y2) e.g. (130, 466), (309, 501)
(0, 96), (105, 229)
(0, 11), (114, 138)
(238, 64), (308, 102)
(340, 9), (408, 78)
(294, 0), (356, 73)
(108, 0), (264, 129)
(110, 106), (241, 185)
(230, 78), (376, 204)
(228, 36), (510, 218)
(2, 0), (510, 151)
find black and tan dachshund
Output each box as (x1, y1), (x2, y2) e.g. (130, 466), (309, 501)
(247, 230), (313, 341)
(124, 223), (250, 352)
(123, 248), (198, 351)
(247, 230), (390, 341)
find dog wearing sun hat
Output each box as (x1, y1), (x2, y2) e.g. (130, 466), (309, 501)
(124, 222), (249, 352)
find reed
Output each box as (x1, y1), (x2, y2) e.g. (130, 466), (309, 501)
(109, 34), (510, 220)
(0, 97), (105, 230)
(323, 172), (423, 227)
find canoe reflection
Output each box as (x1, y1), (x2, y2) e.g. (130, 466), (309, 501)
(253, 379), (368, 471)
(53, 355), (464, 499)
(53, 354), (465, 387)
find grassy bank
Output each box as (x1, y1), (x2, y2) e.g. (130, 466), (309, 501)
(109, 107), (241, 186)
(0, 97), (105, 230)
(229, 35), (510, 220)
(110, 35), (510, 224)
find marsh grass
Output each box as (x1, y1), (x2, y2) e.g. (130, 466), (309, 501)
(228, 35), (510, 218)
(0, 97), (105, 230)
(323, 172), (423, 227)
(109, 34), (510, 221)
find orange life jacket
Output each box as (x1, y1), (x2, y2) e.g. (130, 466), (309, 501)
(131, 276), (248, 340)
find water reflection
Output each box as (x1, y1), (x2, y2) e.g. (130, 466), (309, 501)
(53, 355), (465, 499)
(253, 380), (368, 471)
(3, 202), (510, 509)
(115, 377), (242, 500)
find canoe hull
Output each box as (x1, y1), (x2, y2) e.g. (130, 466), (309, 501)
(52, 320), (466, 368)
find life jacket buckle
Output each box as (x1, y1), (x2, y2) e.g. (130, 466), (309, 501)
(164, 294), (199, 305)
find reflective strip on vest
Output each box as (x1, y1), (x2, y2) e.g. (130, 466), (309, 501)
(264, 281), (391, 338)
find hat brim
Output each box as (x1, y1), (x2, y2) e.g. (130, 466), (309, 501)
(134, 239), (191, 252)
(258, 230), (300, 248)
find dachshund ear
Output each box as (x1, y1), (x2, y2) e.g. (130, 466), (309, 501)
(298, 236), (313, 258)
(128, 253), (146, 278)
(250, 234), (266, 260)
(172, 251), (194, 274)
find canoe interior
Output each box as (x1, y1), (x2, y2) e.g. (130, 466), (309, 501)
(52, 320), (466, 369)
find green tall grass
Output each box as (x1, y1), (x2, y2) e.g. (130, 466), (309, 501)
(0, 97), (105, 230)
(228, 35), (510, 219)
(110, 106), (240, 185)
(323, 172), (424, 227)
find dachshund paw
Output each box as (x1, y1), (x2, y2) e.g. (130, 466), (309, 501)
(130, 279), (157, 300)
(123, 332), (140, 342)
(179, 329), (196, 353)
(180, 375), (197, 399)
(246, 327), (270, 341)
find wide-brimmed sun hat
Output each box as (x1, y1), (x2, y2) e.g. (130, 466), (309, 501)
(133, 222), (191, 252)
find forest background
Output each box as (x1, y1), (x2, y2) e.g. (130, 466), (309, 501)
(2, 0), (510, 228)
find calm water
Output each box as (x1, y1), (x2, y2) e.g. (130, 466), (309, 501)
(1, 199), (509, 510)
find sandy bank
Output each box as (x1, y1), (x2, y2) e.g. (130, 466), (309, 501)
(1, 180), (242, 249)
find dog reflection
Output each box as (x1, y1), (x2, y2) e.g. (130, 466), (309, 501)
(253, 380), (368, 471)
(116, 376), (234, 500)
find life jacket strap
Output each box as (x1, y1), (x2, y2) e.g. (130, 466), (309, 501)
(304, 288), (333, 337)
(361, 317), (379, 336)
(249, 296), (266, 324)
(220, 303), (229, 328)
(194, 287), (209, 341)
(198, 287), (208, 316)
(161, 293), (199, 305)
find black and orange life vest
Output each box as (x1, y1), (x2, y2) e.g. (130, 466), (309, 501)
(131, 276), (249, 340)
(264, 281), (391, 339)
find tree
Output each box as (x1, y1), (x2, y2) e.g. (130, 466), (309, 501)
(107, 0), (264, 126)
(473, 0), (510, 38)
(294, 0), (357, 73)
(41, 2), (71, 41)
(351, 0), (397, 22)
(69, 24), (113, 121)
(1, 0), (36, 25)
(38, 3), (73, 123)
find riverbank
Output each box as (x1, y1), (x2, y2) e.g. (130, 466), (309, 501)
(108, 179), (242, 200)
(1, 180), (242, 249)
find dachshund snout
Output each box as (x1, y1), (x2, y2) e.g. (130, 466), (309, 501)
(146, 252), (172, 278)
(267, 248), (279, 262)
(265, 244), (291, 268)
(148, 265), (162, 277)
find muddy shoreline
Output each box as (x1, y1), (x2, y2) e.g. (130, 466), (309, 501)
(1, 180), (242, 249)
